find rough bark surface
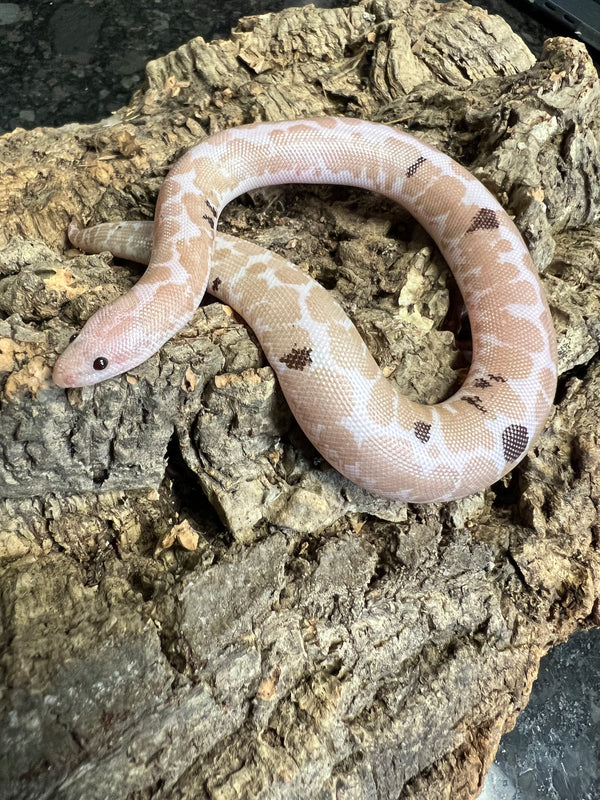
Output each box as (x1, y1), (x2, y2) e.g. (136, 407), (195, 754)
(0, 1), (599, 799)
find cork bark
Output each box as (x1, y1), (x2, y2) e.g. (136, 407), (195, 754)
(1, 1), (599, 799)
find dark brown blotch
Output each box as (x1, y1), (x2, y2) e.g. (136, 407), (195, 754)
(406, 156), (427, 178)
(467, 208), (500, 232)
(279, 347), (313, 371)
(473, 378), (491, 389)
(414, 421), (431, 443)
(502, 424), (529, 462)
(211, 276), (222, 292)
(461, 395), (487, 413)
(474, 373), (508, 389)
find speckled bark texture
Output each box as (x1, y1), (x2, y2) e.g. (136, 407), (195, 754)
(0, 1), (599, 799)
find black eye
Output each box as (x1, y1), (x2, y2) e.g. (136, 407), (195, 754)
(93, 357), (109, 371)
(69, 332), (79, 343)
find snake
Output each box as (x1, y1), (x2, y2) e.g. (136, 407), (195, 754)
(52, 117), (557, 503)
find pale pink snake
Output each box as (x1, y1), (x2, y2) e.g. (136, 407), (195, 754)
(53, 117), (557, 502)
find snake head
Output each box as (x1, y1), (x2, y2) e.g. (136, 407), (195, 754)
(52, 292), (154, 387)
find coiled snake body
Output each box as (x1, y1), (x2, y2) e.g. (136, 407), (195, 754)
(53, 117), (557, 502)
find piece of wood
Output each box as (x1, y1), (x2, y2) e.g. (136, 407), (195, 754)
(1, 2), (599, 798)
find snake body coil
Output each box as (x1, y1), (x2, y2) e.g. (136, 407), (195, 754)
(53, 118), (557, 502)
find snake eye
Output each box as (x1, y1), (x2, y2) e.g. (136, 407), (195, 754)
(69, 332), (79, 343)
(93, 357), (109, 371)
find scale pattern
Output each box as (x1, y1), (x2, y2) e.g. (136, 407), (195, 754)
(53, 117), (557, 502)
